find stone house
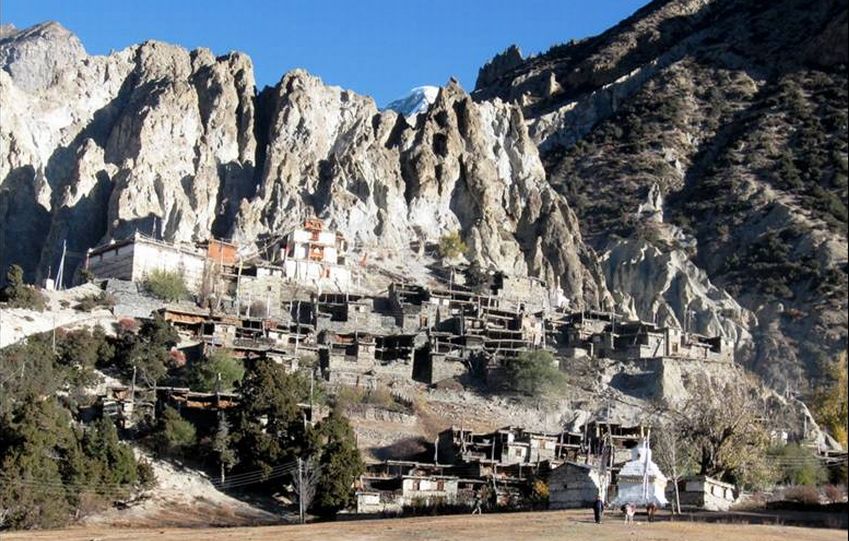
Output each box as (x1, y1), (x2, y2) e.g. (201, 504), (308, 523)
(549, 461), (610, 509)
(87, 232), (207, 292)
(669, 475), (736, 511)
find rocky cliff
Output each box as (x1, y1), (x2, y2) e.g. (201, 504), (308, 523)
(0, 21), (609, 310)
(1, 0), (846, 394)
(473, 0), (848, 391)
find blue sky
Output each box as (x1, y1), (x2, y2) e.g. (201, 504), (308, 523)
(2, 0), (648, 105)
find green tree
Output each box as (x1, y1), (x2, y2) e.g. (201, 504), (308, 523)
(153, 406), (197, 457)
(771, 443), (828, 486)
(56, 326), (113, 370)
(0, 333), (65, 413)
(189, 349), (245, 392)
(0, 339), (151, 529)
(143, 269), (189, 302)
(78, 416), (140, 498)
(311, 409), (364, 516)
(0, 395), (75, 529)
(437, 231), (467, 260)
(1, 264), (46, 311)
(812, 351), (848, 448)
(232, 360), (311, 478)
(675, 378), (775, 489)
(502, 350), (565, 396)
(113, 314), (179, 385)
(212, 416), (238, 483)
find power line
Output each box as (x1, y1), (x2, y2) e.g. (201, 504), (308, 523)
(0, 460), (300, 495)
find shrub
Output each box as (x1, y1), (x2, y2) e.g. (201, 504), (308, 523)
(137, 458), (157, 489)
(153, 407), (197, 457)
(502, 350), (566, 396)
(525, 478), (550, 509)
(824, 484), (844, 504)
(335, 384), (407, 412)
(143, 269), (188, 302)
(464, 261), (490, 291)
(79, 268), (95, 283)
(437, 231), (467, 260)
(188, 349), (245, 392)
(74, 291), (115, 312)
(783, 485), (820, 505)
(1, 264), (46, 311)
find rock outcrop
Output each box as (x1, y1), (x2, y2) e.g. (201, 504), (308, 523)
(2, 0), (846, 394)
(473, 0), (848, 391)
(238, 71), (610, 308)
(0, 23), (610, 309)
(0, 22), (257, 283)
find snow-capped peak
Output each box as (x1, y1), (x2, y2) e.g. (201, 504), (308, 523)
(383, 86), (439, 124)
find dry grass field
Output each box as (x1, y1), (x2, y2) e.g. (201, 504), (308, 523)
(4, 509), (845, 541)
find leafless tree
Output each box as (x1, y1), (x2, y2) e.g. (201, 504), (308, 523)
(653, 424), (692, 514)
(293, 456), (321, 524)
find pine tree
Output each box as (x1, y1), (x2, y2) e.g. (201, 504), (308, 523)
(311, 409), (364, 516)
(0, 396), (76, 528)
(212, 415), (238, 483)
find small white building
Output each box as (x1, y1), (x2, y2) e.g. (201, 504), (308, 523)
(611, 440), (668, 508)
(280, 218), (351, 290)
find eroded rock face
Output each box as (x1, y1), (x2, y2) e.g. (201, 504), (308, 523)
(601, 238), (755, 360)
(0, 24), (610, 309)
(0, 23), (257, 283)
(472, 0), (849, 391)
(238, 71), (611, 308)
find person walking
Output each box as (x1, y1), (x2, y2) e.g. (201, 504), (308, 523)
(592, 496), (605, 524)
(646, 502), (657, 522)
(624, 502), (635, 524)
(472, 493), (482, 515)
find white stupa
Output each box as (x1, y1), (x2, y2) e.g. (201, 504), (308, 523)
(612, 439), (668, 507)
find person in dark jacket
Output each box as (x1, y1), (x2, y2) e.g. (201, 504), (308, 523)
(647, 502), (657, 522)
(593, 496), (605, 524)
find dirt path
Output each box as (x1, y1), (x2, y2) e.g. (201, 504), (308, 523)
(5, 509), (844, 541)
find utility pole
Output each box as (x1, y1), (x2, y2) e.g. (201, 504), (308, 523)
(294, 300), (301, 354)
(130, 365), (137, 403)
(130, 364), (137, 428)
(297, 457), (305, 525)
(309, 369), (314, 413)
(235, 258), (243, 315)
(55, 239), (67, 290)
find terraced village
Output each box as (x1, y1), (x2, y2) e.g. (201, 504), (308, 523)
(1, 216), (845, 530)
(0, 0), (847, 536)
